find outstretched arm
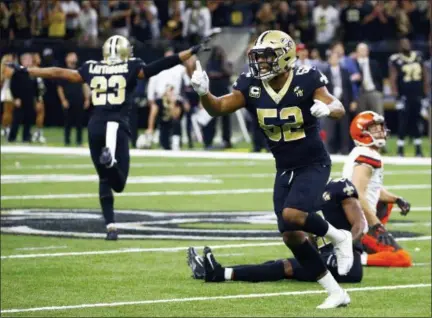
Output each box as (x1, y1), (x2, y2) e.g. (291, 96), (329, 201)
(7, 63), (83, 83)
(138, 38), (212, 79)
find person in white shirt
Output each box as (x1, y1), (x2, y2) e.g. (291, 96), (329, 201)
(342, 111), (412, 267)
(313, 0), (339, 45)
(61, 0), (80, 39)
(182, 0), (211, 45)
(78, 1), (98, 47)
(145, 48), (192, 139)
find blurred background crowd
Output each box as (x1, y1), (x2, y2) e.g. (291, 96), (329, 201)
(0, 0), (430, 156)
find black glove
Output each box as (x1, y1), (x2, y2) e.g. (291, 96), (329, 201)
(190, 37), (212, 55)
(396, 197), (411, 216)
(369, 223), (400, 249)
(6, 62), (28, 74)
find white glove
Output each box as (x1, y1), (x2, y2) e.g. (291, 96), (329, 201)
(191, 60), (209, 96)
(310, 99), (330, 118)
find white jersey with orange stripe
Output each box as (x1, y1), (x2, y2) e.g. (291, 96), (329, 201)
(342, 146), (383, 213)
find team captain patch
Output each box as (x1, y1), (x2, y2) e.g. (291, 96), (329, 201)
(249, 86), (261, 98)
(355, 155), (382, 168)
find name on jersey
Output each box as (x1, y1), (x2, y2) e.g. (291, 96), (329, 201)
(89, 64), (129, 75)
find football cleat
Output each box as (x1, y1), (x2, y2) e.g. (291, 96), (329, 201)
(203, 246), (225, 282)
(333, 230), (354, 276)
(316, 289), (350, 309)
(99, 147), (114, 167)
(105, 226), (118, 241)
(187, 247), (205, 279)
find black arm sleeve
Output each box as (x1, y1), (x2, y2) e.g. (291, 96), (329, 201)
(142, 54), (182, 78)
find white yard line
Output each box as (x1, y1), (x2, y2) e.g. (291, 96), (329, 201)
(1, 283), (430, 314)
(1, 184), (430, 201)
(1, 236), (430, 260)
(15, 245), (68, 251)
(2, 145), (431, 165)
(3, 161), (265, 170)
(0, 175), (222, 185)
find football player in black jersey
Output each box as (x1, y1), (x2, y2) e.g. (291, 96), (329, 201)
(188, 179), (366, 285)
(7, 35), (210, 240)
(191, 30), (351, 309)
(389, 38), (430, 157)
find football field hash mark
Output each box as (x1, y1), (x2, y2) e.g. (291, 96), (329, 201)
(1, 283), (430, 314)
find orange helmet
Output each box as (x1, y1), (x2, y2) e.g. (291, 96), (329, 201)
(350, 111), (387, 148)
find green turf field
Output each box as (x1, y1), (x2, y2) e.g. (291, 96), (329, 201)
(1, 145), (431, 317)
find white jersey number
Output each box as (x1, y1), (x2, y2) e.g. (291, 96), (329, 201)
(90, 75), (126, 106)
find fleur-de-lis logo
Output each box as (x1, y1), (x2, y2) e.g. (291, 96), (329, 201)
(343, 183), (355, 196)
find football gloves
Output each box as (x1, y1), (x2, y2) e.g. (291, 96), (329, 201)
(191, 60), (209, 96)
(190, 36), (213, 55)
(369, 223), (401, 250)
(311, 99), (330, 118)
(396, 197), (411, 216)
(6, 62), (28, 74)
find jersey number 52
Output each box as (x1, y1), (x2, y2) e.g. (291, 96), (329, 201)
(90, 75), (126, 106)
(257, 106), (305, 142)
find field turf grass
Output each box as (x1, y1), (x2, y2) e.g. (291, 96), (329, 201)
(0, 133), (431, 316)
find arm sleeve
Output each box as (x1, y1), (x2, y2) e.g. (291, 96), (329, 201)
(141, 54), (182, 79)
(309, 67), (328, 92)
(232, 72), (251, 100)
(77, 62), (90, 84)
(333, 179), (359, 201)
(354, 154), (382, 168)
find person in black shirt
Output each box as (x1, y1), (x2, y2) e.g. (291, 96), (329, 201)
(8, 53), (35, 142)
(339, 0), (371, 45)
(57, 52), (90, 146)
(7, 35), (211, 240)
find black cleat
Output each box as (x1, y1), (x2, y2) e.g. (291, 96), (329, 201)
(105, 229), (118, 241)
(99, 147), (113, 167)
(203, 246), (225, 282)
(187, 247), (205, 279)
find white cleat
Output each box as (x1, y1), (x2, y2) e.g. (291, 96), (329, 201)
(333, 229), (353, 275)
(317, 289), (351, 309)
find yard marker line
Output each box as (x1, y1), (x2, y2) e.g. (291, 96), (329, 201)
(1, 283), (430, 314)
(2, 236), (430, 260)
(1, 184), (429, 201)
(413, 263), (431, 266)
(2, 145), (431, 165)
(15, 245), (67, 251)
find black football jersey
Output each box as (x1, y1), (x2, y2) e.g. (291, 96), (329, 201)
(78, 57), (145, 126)
(389, 51), (425, 98)
(233, 66), (331, 169)
(319, 178), (363, 252)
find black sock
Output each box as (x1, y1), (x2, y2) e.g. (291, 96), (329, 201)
(106, 164), (126, 193)
(99, 180), (114, 225)
(289, 240), (327, 279)
(303, 212), (329, 237)
(232, 261), (286, 282)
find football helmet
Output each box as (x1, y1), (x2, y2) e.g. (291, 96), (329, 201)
(102, 35), (133, 64)
(248, 30), (297, 81)
(350, 111), (388, 148)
